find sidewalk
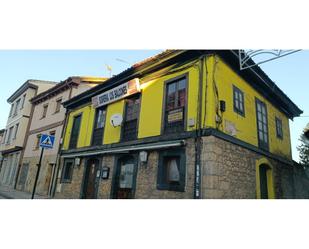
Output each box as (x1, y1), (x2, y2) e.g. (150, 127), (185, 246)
(0, 185), (50, 199)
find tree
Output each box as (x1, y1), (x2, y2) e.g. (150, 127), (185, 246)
(298, 135), (309, 167)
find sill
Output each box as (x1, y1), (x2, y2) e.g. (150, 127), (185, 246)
(157, 183), (185, 192)
(61, 180), (72, 184)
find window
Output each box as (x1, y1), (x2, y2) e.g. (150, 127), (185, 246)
(20, 94), (26, 110)
(6, 127), (14, 144)
(49, 130), (56, 136)
(275, 117), (283, 139)
(13, 99), (20, 116)
(35, 134), (42, 150)
(55, 98), (62, 113)
(69, 114), (82, 149)
(41, 104), (48, 118)
(2, 130), (7, 144)
(157, 149), (186, 192)
(255, 98), (269, 150)
(61, 159), (74, 183)
(13, 123), (19, 140)
(9, 104), (14, 117)
(122, 95), (140, 141)
(164, 76), (187, 133)
(233, 85), (245, 116)
(92, 107), (106, 146)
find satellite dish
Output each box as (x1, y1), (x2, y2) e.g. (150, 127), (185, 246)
(110, 114), (123, 127)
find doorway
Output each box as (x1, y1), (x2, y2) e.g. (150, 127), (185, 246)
(82, 158), (100, 199)
(112, 155), (137, 199)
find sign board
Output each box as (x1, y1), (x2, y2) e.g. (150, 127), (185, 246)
(39, 134), (55, 149)
(92, 78), (140, 108)
(167, 108), (183, 123)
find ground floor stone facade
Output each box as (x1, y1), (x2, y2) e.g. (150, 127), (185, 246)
(0, 151), (21, 188)
(16, 155), (58, 196)
(53, 135), (309, 199)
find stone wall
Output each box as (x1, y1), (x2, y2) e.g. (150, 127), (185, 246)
(201, 135), (297, 199)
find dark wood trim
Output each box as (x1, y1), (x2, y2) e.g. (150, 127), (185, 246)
(161, 72), (189, 135)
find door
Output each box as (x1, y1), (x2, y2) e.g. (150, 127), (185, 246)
(83, 158), (100, 199)
(44, 164), (53, 195)
(113, 156), (137, 199)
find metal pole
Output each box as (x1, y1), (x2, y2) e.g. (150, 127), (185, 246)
(31, 147), (44, 199)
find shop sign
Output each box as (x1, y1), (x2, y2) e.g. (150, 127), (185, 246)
(92, 78), (140, 108)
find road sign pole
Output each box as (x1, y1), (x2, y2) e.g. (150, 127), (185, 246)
(31, 147), (44, 199)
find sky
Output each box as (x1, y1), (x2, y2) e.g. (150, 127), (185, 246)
(0, 50), (307, 161)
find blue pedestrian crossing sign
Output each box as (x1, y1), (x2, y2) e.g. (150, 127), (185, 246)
(40, 134), (55, 149)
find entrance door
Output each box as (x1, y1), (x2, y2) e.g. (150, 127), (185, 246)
(83, 158), (100, 199)
(113, 156), (137, 199)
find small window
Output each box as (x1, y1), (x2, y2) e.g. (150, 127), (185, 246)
(164, 76), (187, 133)
(35, 134), (42, 150)
(13, 123), (19, 140)
(255, 98), (269, 151)
(13, 99), (21, 116)
(20, 94), (26, 110)
(69, 114), (82, 149)
(6, 127), (14, 144)
(157, 149), (186, 192)
(233, 85), (245, 116)
(49, 130), (56, 136)
(55, 98), (62, 113)
(42, 104), (48, 118)
(275, 117), (283, 139)
(122, 95), (140, 142)
(61, 159), (74, 183)
(9, 104), (14, 117)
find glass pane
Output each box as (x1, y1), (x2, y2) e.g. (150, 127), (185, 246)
(119, 163), (134, 189)
(167, 159), (180, 182)
(257, 112), (262, 121)
(259, 131), (263, 140)
(263, 133), (268, 143)
(167, 93), (176, 110)
(263, 124), (267, 133)
(258, 121), (263, 130)
(257, 103), (261, 112)
(178, 89), (186, 107)
(235, 100), (239, 110)
(178, 78), (186, 90)
(167, 83), (176, 94)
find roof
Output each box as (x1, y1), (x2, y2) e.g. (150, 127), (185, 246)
(64, 50), (302, 118)
(7, 79), (58, 103)
(31, 76), (108, 104)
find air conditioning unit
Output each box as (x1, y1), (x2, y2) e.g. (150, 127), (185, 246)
(110, 113), (123, 127)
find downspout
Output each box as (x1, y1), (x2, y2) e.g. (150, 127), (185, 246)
(194, 55), (205, 199)
(51, 85), (74, 197)
(14, 87), (38, 190)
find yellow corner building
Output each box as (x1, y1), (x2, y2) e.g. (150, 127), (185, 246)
(55, 50), (304, 199)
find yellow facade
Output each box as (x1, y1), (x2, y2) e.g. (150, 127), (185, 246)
(62, 55), (292, 160)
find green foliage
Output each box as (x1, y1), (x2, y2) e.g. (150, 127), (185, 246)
(298, 135), (309, 167)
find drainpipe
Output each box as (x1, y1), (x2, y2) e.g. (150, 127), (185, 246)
(194, 55), (205, 199)
(51, 85), (74, 197)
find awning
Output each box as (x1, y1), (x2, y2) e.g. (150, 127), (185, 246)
(61, 139), (186, 158)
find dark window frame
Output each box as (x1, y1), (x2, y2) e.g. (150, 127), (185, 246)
(54, 98), (62, 113)
(91, 107), (107, 146)
(61, 159), (74, 183)
(69, 114), (82, 149)
(275, 117), (283, 139)
(162, 74), (188, 134)
(111, 154), (138, 199)
(233, 85), (245, 116)
(121, 94), (141, 142)
(157, 149), (186, 192)
(41, 104), (49, 119)
(255, 98), (269, 151)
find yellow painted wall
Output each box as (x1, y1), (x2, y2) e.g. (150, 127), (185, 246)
(208, 55), (292, 159)
(103, 100), (125, 144)
(63, 105), (95, 150)
(138, 62), (200, 138)
(62, 55), (292, 161)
